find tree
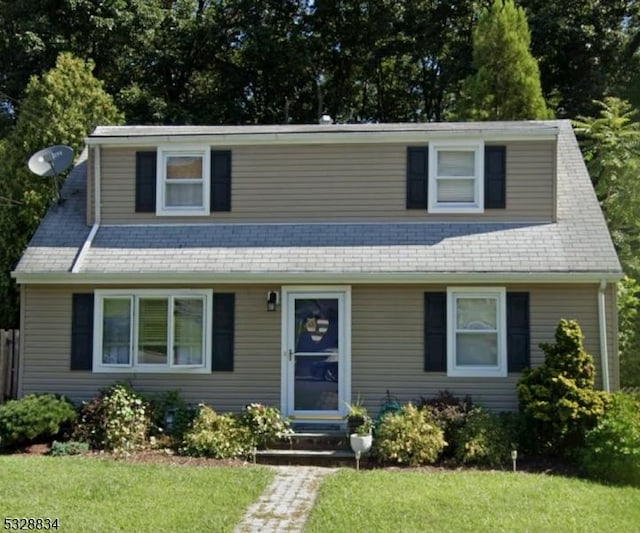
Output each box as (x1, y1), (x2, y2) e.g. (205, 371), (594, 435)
(574, 97), (640, 387)
(454, 0), (552, 121)
(521, 0), (640, 118)
(517, 319), (608, 455)
(0, 53), (123, 328)
(574, 98), (640, 277)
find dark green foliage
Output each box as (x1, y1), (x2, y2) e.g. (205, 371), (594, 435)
(453, 408), (515, 467)
(0, 52), (122, 328)
(373, 403), (446, 466)
(579, 392), (640, 486)
(420, 390), (474, 457)
(454, 0), (552, 120)
(239, 403), (292, 449)
(574, 100), (640, 388)
(517, 319), (608, 455)
(144, 390), (196, 441)
(181, 405), (253, 459)
(74, 383), (150, 452)
(520, 0), (639, 118)
(0, 394), (76, 448)
(49, 440), (90, 456)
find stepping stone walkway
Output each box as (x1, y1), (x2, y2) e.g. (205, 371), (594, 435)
(235, 465), (337, 533)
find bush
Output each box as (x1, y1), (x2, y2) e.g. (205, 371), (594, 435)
(579, 392), (640, 486)
(240, 403), (292, 449)
(181, 405), (253, 459)
(145, 390), (196, 441)
(49, 440), (90, 456)
(0, 394), (76, 448)
(74, 383), (150, 452)
(517, 319), (608, 455)
(374, 403), (446, 466)
(453, 408), (515, 467)
(420, 391), (474, 457)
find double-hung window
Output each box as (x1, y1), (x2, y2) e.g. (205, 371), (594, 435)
(157, 146), (210, 216)
(94, 290), (212, 373)
(447, 287), (507, 377)
(428, 141), (484, 213)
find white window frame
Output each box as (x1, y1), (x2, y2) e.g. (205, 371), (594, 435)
(93, 289), (213, 373)
(156, 145), (210, 216)
(428, 140), (484, 213)
(446, 287), (507, 378)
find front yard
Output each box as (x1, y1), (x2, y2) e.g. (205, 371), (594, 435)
(2, 456), (639, 532)
(306, 469), (640, 532)
(0, 456), (272, 533)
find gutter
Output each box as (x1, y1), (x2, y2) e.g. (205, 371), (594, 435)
(12, 270), (623, 285)
(598, 280), (611, 392)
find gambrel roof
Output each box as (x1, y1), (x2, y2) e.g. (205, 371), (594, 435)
(13, 120), (622, 283)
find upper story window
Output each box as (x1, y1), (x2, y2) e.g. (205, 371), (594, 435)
(157, 146), (211, 216)
(428, 141), (484, 213)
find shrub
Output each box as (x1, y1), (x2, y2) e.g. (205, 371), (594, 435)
(240, 403), (292, 449)
(453, 408), (515, 467)
(49, 440), (90, 456)
(517, 319), (608, 455)
(181, 405), (253, 459)
(0, 394), (76, 448)
(579, 392), (640, 486)
(373, 403), (446, 466)
(145, 390), (196, 441)
(420, 390), (474, 457)
(74, 383), (150, 452)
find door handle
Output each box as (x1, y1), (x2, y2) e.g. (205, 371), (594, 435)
(284, 349), (292, 361)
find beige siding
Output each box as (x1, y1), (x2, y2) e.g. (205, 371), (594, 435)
(351, 284), (610, 413)
(86, 148), (94, 225)
(21, 284), (281, 411)
(21, 282), (614, 413)
(99, 141), (554, 224)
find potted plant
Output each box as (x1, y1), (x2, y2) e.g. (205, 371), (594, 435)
(345, 398), (369, 435)
(349, 416), (373, 456)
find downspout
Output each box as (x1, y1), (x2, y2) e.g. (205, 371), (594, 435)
(71, 145), (100, 273)
(598, 280), (611, 393)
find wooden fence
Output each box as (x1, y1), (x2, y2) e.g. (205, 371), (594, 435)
(0, 329), (19, 402)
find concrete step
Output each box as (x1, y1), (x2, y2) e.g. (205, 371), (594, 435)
(255, 448), (372, 467)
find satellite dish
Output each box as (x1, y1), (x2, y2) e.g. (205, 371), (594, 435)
(27, 145), (74, 204)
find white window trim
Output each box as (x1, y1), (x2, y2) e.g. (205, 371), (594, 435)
(156, 145), (210, 216)
(446, 287), (507, 378)
(93, 289), (213, 373)
(428, 140), (484, 214)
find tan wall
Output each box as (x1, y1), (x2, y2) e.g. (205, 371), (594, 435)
(20, 282), (615, 412)
(96, 141), (555, 224)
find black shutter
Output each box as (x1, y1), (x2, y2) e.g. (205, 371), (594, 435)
(211, 150), (231, 212)
(135, 151), (157, 212)
(406, 147), (428, 209)
(424, 292), (447, 372)
(507, 292), (530, 372)
(212, 293), (234, 371)
(484, 146), (506, 209)
(71, 293), (94, 371)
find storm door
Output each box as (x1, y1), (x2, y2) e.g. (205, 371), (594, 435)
(282, 289), (350, 419)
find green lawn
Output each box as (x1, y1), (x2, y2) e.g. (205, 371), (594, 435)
(0, 456), (273, 533)
(305, 469), (640, 533)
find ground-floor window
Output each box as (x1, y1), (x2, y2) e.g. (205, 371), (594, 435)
(94, 289), (211, 373)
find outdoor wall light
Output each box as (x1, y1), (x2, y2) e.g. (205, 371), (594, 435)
(267, 291), (279, 312)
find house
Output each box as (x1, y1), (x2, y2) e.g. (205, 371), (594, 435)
(12, 120), (622, 422)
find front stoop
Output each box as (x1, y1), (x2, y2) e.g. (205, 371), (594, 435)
(255, 431), (373, 467)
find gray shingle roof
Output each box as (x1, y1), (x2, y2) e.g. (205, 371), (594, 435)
(14, 120), (622, 280)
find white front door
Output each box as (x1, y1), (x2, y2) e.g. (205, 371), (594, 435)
(281, 287), (351, 420)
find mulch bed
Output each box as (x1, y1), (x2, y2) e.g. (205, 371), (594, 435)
(11, 443), (579, 475)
